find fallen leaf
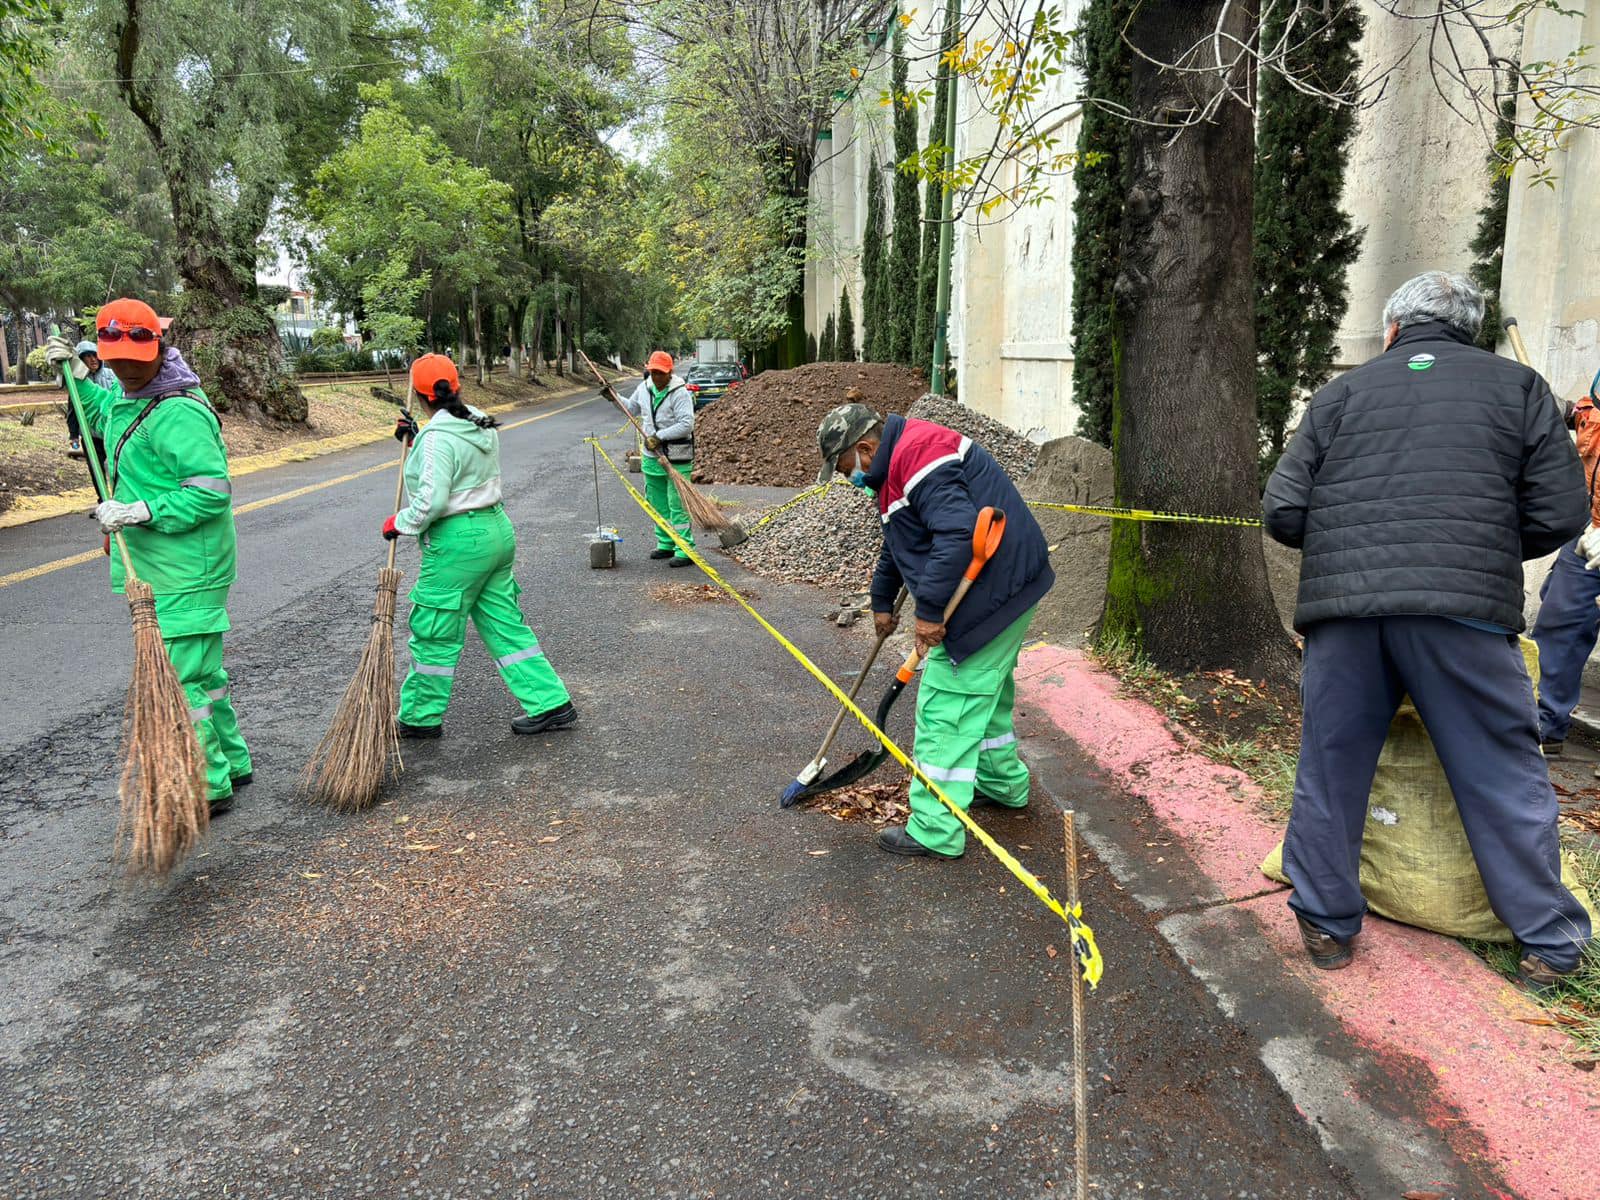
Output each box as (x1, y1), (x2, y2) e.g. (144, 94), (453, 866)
(538, 835), (561, 844)
(807, 849), (829, 857)
(300, 872), (323, 880)
(465, 832), (477, 841)
(1046, 944), (1058, 959)
(405, 843), (441, 852)
(1401, 1191), (1449, 1200)
(395, 816), (410, 824)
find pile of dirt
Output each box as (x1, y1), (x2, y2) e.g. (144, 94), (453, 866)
(1021, 435), (1117, 644)
(907, 395), (1040, 480)
(693, 362), (926, 486)
(730, 481), (881, 593)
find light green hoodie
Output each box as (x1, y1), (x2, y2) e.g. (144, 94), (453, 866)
(394, 406), (503, 536)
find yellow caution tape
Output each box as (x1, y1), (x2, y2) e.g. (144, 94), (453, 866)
(743, 480), (839, 533)
(1028, 500), (1261, 528)
(588, 438), (1103, 988)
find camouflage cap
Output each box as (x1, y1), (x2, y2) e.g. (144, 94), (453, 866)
(816, 402), (882, 485)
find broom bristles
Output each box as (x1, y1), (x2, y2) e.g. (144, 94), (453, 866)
(117, 579), (210, 876)
(303, 567), (403, 812)
(666, 466), (732, 533)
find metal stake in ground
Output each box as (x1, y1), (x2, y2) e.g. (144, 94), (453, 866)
(1064, 809), (1090, 1200)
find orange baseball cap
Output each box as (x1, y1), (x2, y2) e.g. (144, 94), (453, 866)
(647, 350), (674, 374)
(410, 352), (460, 400)
(96, 297), (167, 363)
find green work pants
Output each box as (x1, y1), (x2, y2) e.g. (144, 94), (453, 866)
(642, 456), (694, 558)
(163, 631), (252, 801)
(906, 605), (1037, 857)
(398, 506), (571, 726)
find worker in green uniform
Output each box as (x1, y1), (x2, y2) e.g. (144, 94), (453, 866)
(45, 298), (252, 816)
(387, 353), (577, 738)
(623, 349), (696, 566)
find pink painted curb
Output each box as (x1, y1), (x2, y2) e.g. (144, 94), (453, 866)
(1015, 642), (1600, 1200)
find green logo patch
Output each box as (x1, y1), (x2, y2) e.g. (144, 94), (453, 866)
(1408, 353), (1436, 371)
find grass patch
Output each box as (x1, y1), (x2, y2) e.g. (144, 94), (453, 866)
(1208, 737), (1298, 816)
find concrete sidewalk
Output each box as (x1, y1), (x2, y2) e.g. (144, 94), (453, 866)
(1014, 642), (1598, 1200)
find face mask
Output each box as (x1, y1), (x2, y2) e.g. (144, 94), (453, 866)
(848, 468), (868, 488)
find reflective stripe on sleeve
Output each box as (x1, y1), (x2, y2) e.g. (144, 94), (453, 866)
(411, 663), (455, 677)
(206, 685), (230, 701)
(978, 732), (1017, 752)
(181, 476), (233, 495)
(188, 703), (214, 722)
(495, 645), (546, 669)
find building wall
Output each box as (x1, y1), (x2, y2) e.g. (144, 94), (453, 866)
(804, 1), (1599, 431)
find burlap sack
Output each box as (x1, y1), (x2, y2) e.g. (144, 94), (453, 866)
(1261, 638), (1597, 942)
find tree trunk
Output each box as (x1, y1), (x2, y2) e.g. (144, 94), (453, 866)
(509, 299), (526, 379)
(1102, 0), (1294, 681)
(471, 286), (486, 386)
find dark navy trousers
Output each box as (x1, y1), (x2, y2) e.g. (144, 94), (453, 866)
(1283, 616), (1591, 971)
(1530, 537), (1600, 744)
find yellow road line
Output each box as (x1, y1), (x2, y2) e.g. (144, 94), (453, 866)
(0, 393), (600, 590)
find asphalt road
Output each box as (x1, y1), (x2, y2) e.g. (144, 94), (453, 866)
(0, 392), (1359, 1198)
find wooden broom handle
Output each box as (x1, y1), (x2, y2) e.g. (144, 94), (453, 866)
(386, 405), (412, 571)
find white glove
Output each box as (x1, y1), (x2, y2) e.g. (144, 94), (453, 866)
(44, 335), (75, 370)
(1578, 525), (1600, 571)
(94, 500), (152, 534)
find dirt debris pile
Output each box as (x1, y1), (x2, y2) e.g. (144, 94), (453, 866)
(731, 482), (882, 593)
(693, 362), (925, 487)
(907, 395), (1040, 480)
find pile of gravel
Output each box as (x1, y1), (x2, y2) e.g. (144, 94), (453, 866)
(731, 483), (882, 593)
(907, 395), (1040, 480)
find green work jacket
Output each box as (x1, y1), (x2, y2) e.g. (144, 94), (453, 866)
(73, 374), (237, 633)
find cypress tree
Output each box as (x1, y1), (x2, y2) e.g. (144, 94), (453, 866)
(861, 154), (888, 361)
(806, 331), (818, 363)
(913, 0), (956, 371)
(886, 27), (921, 365)
(1469, 93), (1517, 351)
(1253, 0), (1365, 474)
(821, 312), (837, 361)
(838, 289), (857, 361)
(1069, 0), (1133, 447)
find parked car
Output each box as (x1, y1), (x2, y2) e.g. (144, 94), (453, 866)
(686, 362), (742, 409)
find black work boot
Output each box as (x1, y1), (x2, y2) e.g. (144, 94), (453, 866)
(971, 792), (1026, 810)
(1296, 916), (1353, 970)
(876, 824), (962, 859)
(208, 794), (234, 818)
(512, 702), (578, 735)
(1516, 954), (1576, 997)
(649, 548), (674, 560)
(668, 555), (693, 568)
(397, 720), (443, 739)
(231, 771), (254, 788)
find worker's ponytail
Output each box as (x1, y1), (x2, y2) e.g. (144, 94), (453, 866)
(427, 379), (499, 429)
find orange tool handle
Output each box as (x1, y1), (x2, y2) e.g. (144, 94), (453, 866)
(894, 506), (1007, 683)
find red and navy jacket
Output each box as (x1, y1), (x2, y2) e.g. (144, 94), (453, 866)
(867, 415), (1054, 664)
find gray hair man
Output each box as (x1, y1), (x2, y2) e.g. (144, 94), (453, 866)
(1263, 270), (1592, 993)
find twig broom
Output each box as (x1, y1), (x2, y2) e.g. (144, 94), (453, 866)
(58, 347), (209, 876)
(302, 416), (410, 811)
(577, 350), (731, 533)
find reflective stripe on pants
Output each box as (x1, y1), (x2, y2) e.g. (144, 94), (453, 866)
(905, 606), (1036, 857)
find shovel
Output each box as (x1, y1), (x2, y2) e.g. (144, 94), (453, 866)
(780, 507), (1007, 805)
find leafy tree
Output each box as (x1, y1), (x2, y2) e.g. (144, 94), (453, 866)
(1469, 94), (1518, 352)
(0, 0), (73, 163)
(1254, 0), (1364, 474)
(1069, 0), (1131, 448)
(859, 153), (887, 361)
(837, 287), (856, 362)
(90, 0), (390, 420)
(820, 311), (836, 361)
(885, 28), (919, 365)
(305, 89), (513, 369)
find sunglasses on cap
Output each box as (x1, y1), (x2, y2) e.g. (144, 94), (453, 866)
(98, 319), (159, 344)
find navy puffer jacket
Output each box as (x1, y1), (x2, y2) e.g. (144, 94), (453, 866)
(866, 415), (1054, 663)
(1263, 321), (1586, 633)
